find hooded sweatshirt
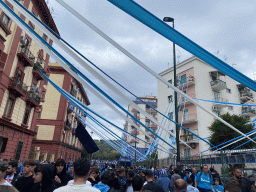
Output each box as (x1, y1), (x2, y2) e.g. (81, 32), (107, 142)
(30, 164), (57, 192)
(94, 182), (110, 192)
(53, 162), (73, 187)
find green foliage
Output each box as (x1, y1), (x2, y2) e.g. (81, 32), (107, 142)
(208, 113), (256, 150)
(82, 140), (121, 160)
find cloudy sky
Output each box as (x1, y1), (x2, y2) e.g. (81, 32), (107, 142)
(46, 0), (256, 139)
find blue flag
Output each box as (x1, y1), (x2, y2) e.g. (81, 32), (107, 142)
(75, 122), (99, 154)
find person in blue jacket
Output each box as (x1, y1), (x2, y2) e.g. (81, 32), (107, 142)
(213, 178), (224, 192)
(195, 165), (214, 192)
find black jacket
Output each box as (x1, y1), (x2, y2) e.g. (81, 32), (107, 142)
(9, 173), (22, 186)
(53, 163), (73, 187)
(88, 175), (101, 186)
(143, 181), (165, 192)
(30, 164), (57, 192)
(15, 174), (34, 192)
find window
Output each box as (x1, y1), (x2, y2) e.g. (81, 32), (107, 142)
(168, 79), (172, 87)
(41, 92), (45, 100)
(168, 112), (173, 120)
(15, 141), (23, 160)
(182, 109), (189, 121)
(184, 148), (191, 157)
(42, 34), (48, 41)
(228, 106), (233, 111)
(33, 127), (38, 138)
(180, 74), (187, 84)
(4, 98), (14, 117)
(168, 95), (173, 102)
(213, 91), (220, 101)
(23, 107), (31, 125)
(37, 112), (41, 118)
(226, 88), (231, 93)
(1, 13), (11, 28)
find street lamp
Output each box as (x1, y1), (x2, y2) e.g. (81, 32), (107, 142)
(163, 17), (181, 172)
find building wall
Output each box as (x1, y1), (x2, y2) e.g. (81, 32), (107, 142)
(157, 56), (256, 159)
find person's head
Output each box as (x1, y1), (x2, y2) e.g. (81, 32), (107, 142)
(186, 177), (193, 186)
(101, 170), (115, 187)
(70, 164), (74, 175)
(185, 171), (190, 178)
(33, 164), (43, 184)
(23, 160), (37, 175)
(67, 158), (71, 164)
(233, 168), (242, 180)
(0, 186), (19, 192)
(74, 158), (91, 179)
(173, 168), (179, 174)
(3, 159), (8, 162)
(0, 161), (8, 179)
(119, 168), (125, 176)
(214, 178), (220, 186)
(132, 175), (144, 192)
(225, 179), (241, 192)
(128, 170), (134, 179)
(155, 165), (159, 169)
(91, 166), (99, 178)
(55, 159), (66, 174)
(144, 170), (154, 182)
(192, 168), (197, 174)
(6, 161), (18, 176)
(9, 158), (14, 162)
(202, 165), (208, 174)
(174, 179), (187, 192)
(210, 167), (214, 173)
(110, 164), (115, 170)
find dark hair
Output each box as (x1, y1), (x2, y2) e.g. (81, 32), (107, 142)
(101, 170), (115, 187)
(24, 160), (36, 167)
(128, 170), (134, 178)
(185, 171), (190, 175)
(144, 170), (154, 178)
(8, 161), (18, 168)
(0, 161), (8, 172)
(91, 167), (99, 174)
(55, 159), (66, 167)
(187, 177), (193, 184)
(34, 164), (43, 173)
(74, 158), (90, 177)
(132, 175), (144, 191)
(173, 168), (179, 173)
(110, 164), (115, 169)
(118, 168), (125, 174)
(214, 178), (219, 182)
(210, 167), (214, 172)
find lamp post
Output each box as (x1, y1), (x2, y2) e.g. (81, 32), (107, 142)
(163, 17), (180, 172)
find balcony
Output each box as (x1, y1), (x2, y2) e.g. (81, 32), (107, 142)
(180, 129), (199, 144)
(210, 80), (227, 92)
(25, 91), (40, 107)
(131, 131), (140, 135)
(17, 46), (35, 67)
(64, 119), (72, 130)
(241, 106), (256, 117)
(179, 113), (197, 125)
(178, 94), (195, 106)
(239, 91), (253, 103)
(32, 62), (44, 81)
(212, 97), (230, 109)
(177, 76), (195, 90)
(8, 78), (28, 97)
(70, 89), (77, 97)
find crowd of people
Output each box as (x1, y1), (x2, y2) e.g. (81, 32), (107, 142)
(0, 157), (254, 192)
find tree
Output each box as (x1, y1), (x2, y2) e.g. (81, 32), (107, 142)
(208, 113), (256, 150)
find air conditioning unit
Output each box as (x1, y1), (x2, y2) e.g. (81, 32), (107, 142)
(212, 106), (218, 111)
(20, 36), (27, 45)
(35, 147), (40, 151)
(190, 143), (196, 149)
(36, 87), (41, 93)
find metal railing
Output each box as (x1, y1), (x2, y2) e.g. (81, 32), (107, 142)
(10, 77), (28, 93)
(242, 106), (256, 114)
(210, 79), (226, 87)
(18, 45), (35, 64)
(213, 97), (228, 103)
(179, 113), (197, 123)
(27, 91), (40, 104)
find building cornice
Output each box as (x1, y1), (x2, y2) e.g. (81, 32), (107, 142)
(0, 117), (37, 136)
(32, 140), (82, 152)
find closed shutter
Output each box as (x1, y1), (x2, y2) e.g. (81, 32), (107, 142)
(15, 141), (23, 160)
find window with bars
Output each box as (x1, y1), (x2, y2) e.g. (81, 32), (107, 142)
(1, 13), (11, 28)
(23, 107), (31, 125)
(4, 98), (14, 117)
(15, 141), (23, 160)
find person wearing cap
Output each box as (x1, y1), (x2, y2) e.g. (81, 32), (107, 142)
(156, 168), (171, 192)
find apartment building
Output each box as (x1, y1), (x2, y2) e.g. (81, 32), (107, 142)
(32, 63), (90, 162)
(157, 56), (255, 159)
(0, 0), (59, 160)
(124, 96), (158, 158)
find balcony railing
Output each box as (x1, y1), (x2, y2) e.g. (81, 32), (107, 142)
(240, 92), (253, 98)
(17, 45), (35, 67)
(70, 89), (77, 97)
(179, 113), (197, 124)
(210, 80), (227, 92)
(65, 119), (72, 130)
(178, 76), (195, 89)
(242, 107), (256, 115)
(26, 91), (41, 107)
(8, 77), (28, 97)
(213, 97), (228, 103)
